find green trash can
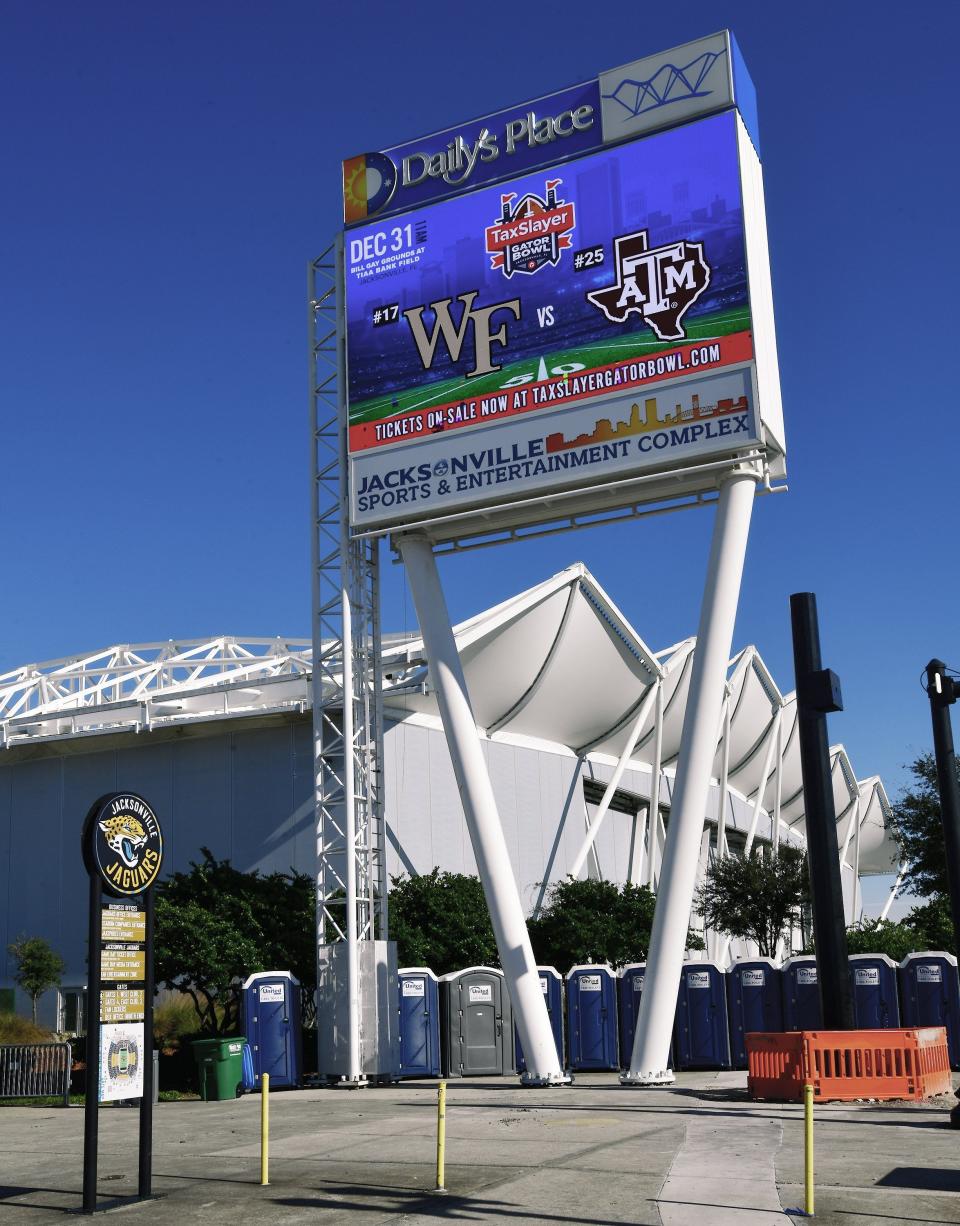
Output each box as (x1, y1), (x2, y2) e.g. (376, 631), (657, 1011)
(192, 1037), (247, 1101)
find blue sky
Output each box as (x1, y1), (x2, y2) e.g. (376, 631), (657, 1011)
(2, 2), (956, 911)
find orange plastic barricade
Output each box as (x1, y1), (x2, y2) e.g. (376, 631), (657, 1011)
(746, 1027), (952, 1102)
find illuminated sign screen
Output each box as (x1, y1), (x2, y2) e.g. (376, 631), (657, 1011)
(345, 109), (779, 536)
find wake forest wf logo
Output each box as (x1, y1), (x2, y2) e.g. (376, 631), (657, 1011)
(484, 179), (576, 277)
(404, 293), (521, 378)
(587, 229), (710, 341)
(84, 792), (164, 896)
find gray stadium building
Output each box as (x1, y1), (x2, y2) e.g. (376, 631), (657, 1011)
(0, 563), (898, 1026)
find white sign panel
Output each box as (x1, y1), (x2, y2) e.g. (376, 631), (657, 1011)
(688, 971), (711, 989)
(633, 975), (645, 992)
(742, 969), (766, 987)
(402, 978), (426, 997)
(468, 983), (493, 1004)
(99, 1022), (145, 1103)
(917, 965), (942, 984)
(797, 967), (818, 985)
(579, 975), (602, 992)
(600, 33), (735, 145)
(258, 983), (285, 1002)
(854, 968), (880, 986)
(539, 977), (549, 993)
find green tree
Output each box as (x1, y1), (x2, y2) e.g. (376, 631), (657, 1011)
(154, 850), (316, 1033)
(528, 878), (702, 972)
(695, 845), (809, 958)
(904, 895), (955, 953)
(890, 752), (958, 899)
(844, 918), (918, 963)
(389, 869), (498, 974)
(7, 935), (66, 1025)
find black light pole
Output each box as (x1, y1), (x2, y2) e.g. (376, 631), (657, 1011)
(790, 593), (855, 1031)
(925, 660), (960, 960)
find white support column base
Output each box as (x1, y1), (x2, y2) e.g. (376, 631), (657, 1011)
(619, 1068), (676, 1086)
(520, 1069), (574, 1087)
(334, 1074), (369, 1089)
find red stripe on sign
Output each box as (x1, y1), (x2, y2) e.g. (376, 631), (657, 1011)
(349, 330), (754, 453)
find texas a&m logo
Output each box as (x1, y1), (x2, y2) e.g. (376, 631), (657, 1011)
(485, 179), (576, 278)
(586, 230), (710, 341)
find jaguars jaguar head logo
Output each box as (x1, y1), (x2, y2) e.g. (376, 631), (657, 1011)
(98, 814), (149, 869)
(86, 793), (164, 895)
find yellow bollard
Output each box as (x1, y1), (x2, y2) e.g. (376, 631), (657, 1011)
(260, 1073), (270, 1186)
(435, 1080), (447, 1193)
(804, 1081), (814, 1217)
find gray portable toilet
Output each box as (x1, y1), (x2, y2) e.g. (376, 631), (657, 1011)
(241, 970), (302, 1089)
(440, 967), (514, 1078)
(726, 958), (784, 1068)
(782, 956), (823, 1031)
(899, 952), (960, 1069)
(567, 965), (618, 1071)
(397, 968), (441, 1078)
(849, 953), (900, 1029)
(515, 967), (564, 1073)
(674, 961), (730, 1069)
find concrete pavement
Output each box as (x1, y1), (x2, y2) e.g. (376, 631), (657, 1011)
(1, 1072), (959, 1224)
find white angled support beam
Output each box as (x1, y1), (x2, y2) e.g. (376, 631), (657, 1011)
(717, 697), (731, 858)
(772, 715), (783, 854)
(397, 533), (568, 1086)
(647, 684), (664, 889)
(624, 468), (758, 1085)
(743, 709), (782, 856)
(850, 797), (863, 925)
(340, 587), (361, 1084)
(569, 683), (658, 880)
(629, 805), (649, 886)
(879, 865), (905, 922)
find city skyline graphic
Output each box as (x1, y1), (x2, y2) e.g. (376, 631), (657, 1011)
(546, 388), (749, 454)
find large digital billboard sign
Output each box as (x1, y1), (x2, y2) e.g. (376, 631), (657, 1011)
(345, 107), (783, 537)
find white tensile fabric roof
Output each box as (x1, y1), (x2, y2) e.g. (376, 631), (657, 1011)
(383, 562), (898, 875)
(0, 562), (898, 875)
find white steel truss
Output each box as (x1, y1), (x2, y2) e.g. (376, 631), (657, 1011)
(0, 636), (311, 744)
(310, 244), (388, 1080)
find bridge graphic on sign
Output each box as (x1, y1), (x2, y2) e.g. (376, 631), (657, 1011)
(603, 48), (726, 120)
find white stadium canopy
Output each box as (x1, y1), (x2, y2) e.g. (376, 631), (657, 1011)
(0, 563), (899, 884)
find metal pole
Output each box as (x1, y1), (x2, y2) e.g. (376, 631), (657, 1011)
(879, 865), (904, 923)
(82, 874), (102, 1214)
(850, 800), (863, 925)
(624, 468), (758, 1083)
(804, 1082), (815, 1217)
(138, 889), (154, 1199)
(341, 584), (362, 1084)
(790, 592), (854, 1031)
(435, 1079), (447, 1192)
(397, 533), (567, 1085)
(717, 698), (731, 858)
(773, 715), (783, 855)
(925, 660), (960, 959)
(260, 1073), (270, 1185)
(629, 805), (649, 886)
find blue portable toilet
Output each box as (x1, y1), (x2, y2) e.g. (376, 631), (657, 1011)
(782, 956), (823, 1031)
(241, 971), (302, 1089)
(674, 961), (730, 1069)
(726, 958), (783, 1069)
(566, 965), (618, 1071)
(849, 953), (900, 1029)
(515, 967), (564, 1073)
(617, 964), (677, 1070)
(899, 952), (960, 1069)
(397, 968), (441, 1078)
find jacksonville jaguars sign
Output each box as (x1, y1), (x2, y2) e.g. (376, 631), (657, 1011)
(83, 792), (164, 897)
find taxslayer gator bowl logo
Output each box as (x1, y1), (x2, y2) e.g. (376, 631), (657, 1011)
(586, 229), (710, 340)
(485, 179), (576, 277)
(84, 792), (163, 896)
(342, 151), (398, 223)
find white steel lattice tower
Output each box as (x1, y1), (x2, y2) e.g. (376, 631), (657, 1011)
(310, 242), (390, 1084)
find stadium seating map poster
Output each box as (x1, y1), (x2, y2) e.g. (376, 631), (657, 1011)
(345, 110), (760, 531)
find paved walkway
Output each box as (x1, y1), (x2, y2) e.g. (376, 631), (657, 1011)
(1, 1072), (958, 1224)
